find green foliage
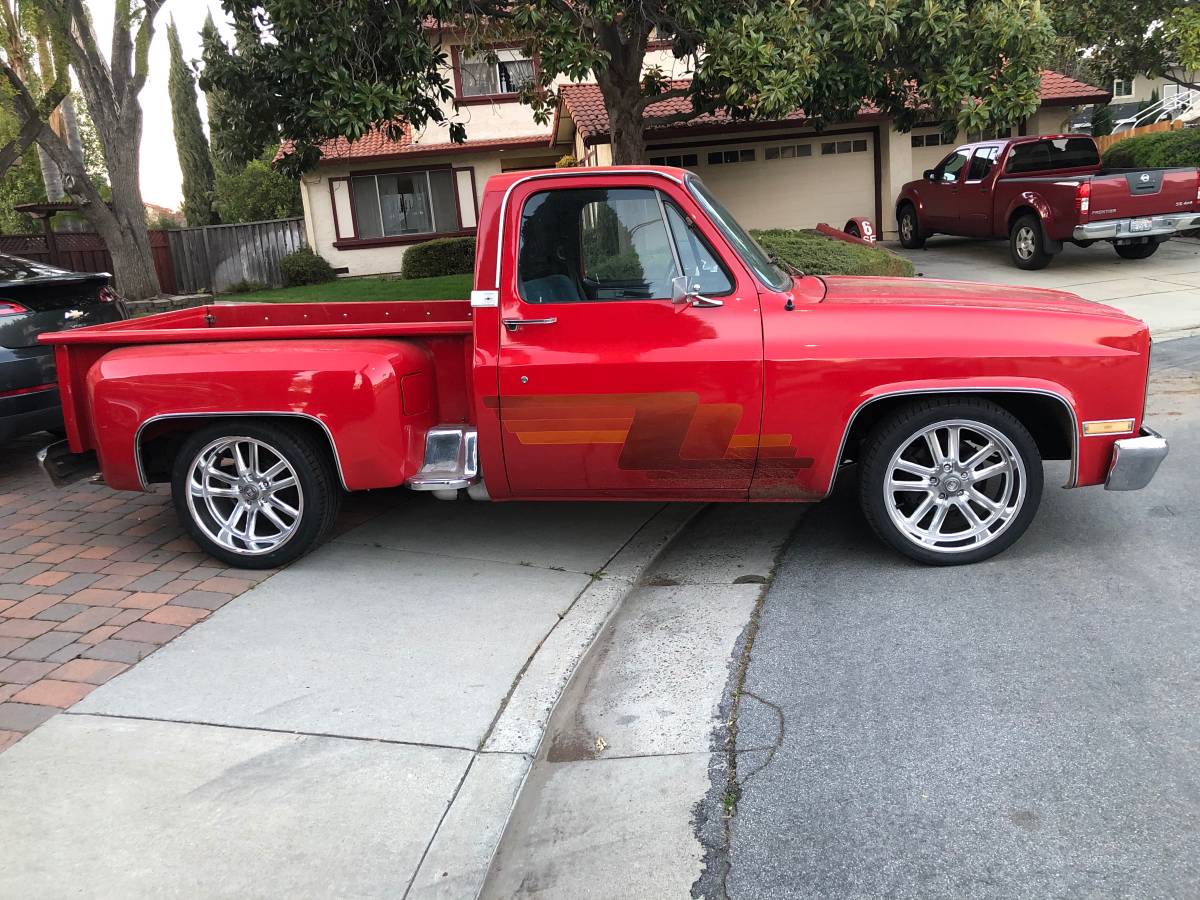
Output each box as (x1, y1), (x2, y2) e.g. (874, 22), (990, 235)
(223, 278), (269, 294)
(167, 19), (217, 226)
(207, 0), (1053, 170)
(1052, 1), (1200, 91)
(1101, 128), (1200, 168)
(200, 11), (241, 177)
(229, 273), (473, 303)
(751, 229), (916, 278)
(279, 248), (336, 286)
(1091, 105), (1114, 138)
(0, 151), (46, 234)
(213, 149), (303, 223)
(400, 236), (477, 279)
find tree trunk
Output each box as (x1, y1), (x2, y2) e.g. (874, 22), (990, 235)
(594, 23), (651, 165)
(602, 83), (649, 164)
(96, 141), (160, 299)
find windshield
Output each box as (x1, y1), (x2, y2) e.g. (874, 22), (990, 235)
(685, 175), (792, 291)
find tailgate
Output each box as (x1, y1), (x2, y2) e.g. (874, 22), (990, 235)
(1087, 168), (1199, 220)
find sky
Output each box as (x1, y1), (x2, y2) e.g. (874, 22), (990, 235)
(88, 0), (234, 209)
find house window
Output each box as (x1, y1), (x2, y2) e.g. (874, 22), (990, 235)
(648, 154), (700, 167)
(912, 132), (944, 148)
(821, 139), (868, 156)
(706, 148), (755, 165)
(1113, 78), (1134, 98)
(766, 144), (813, 160)
(350, 169), (459, 239)
(458, 48), (534, 98)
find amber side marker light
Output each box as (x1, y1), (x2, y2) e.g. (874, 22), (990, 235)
(1082, 419), (1136, 436)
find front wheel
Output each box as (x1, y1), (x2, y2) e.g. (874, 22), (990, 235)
(898, 205), (925, 249)
(1114, 240), (1160, 260)
(858, 400), (1044, 566)
(171, 421), (342, 569)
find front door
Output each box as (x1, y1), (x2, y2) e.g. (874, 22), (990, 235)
(497, 175), (763, 498)
(923, 147), (971, 232)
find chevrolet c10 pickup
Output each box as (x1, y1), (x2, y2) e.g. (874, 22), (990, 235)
(38, 166), (1168, 568)
(896, 133), (1200, 269)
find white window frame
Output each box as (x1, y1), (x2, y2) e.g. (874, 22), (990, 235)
(1113, 78), (1134, 99)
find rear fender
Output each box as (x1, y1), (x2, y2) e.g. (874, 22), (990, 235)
(85, 339), (437, 491)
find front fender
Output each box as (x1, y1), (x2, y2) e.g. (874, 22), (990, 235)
(86, 339), (436, 491)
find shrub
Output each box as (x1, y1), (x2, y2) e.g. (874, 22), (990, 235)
(223, 279), (269, 294)
(751, 228), (915, 277)
(401, 236), (477, 279)
(280, 248), (335, 286)
(1102, 127), (1200, 168)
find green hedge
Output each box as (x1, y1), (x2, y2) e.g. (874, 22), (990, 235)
(401, 236), (477, 279)
(279, 248), (336, 286)
(1101, 128), (1200, 168)
(751, 229), (915, 277)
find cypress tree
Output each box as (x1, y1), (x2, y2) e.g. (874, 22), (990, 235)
(201, 12), (242, 177)
(167, 19), (218, 226)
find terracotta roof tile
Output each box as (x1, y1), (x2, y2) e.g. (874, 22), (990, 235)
(279, 124), (559, 166)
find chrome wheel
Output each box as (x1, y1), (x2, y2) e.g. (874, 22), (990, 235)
(900, 214), (914, 243)
(883, 419), (1027, 555)
(1014, 225), (1036, 260)
(185, 436), (304, 556)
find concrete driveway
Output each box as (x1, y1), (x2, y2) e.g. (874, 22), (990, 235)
(891, 236), (1200, 340)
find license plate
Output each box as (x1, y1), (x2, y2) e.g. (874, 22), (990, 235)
(1129, 218), (1153, 233)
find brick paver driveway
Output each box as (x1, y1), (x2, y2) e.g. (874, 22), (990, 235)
(0, 433), (278, 751)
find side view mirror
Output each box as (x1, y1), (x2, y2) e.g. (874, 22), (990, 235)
(671, 275), (723, 308)
(924, 169), (937, 181)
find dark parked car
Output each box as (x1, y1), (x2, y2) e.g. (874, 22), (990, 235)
(1, 253), (127, 444)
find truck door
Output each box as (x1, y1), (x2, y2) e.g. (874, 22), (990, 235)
(496, 174), (764, 498)
(958, 145), (1001, 236)
(923, 147), (971, 232)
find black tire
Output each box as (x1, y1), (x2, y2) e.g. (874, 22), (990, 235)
(897, 204), (925, 249)
(1114, 241), (1160, 260)
(1009, 214), (1054, 270)
(171, 420), (342, 569)
(858, 398), (1044, 566)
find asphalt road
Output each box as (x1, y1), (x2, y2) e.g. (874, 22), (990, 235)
(718, 337), (1200, 899)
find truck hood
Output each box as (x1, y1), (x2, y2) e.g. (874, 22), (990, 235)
(818, 276), (1132, 319)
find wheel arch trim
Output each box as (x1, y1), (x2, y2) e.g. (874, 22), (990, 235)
(133, 411), (350, 493)
(826, 386), (1079, 497)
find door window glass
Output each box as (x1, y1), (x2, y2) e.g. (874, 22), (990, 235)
(966, 146), (1000, 182)
(518, 187), (729, 303)
(663, 202), (733, 295)
(934, 149), (970, 183)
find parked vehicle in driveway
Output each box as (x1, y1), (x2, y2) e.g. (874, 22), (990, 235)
(896, 134), (1200, 269)
(1, 254), (126, 445)
(39, 166), (1167, 568)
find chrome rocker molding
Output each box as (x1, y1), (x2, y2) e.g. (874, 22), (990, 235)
(827, 387), (1080, 496)
(1104, 425), (1168, 491)
(133, 411), (350, 492)
(1074, 213), (1200, 242)
(406, 425), (483, 500)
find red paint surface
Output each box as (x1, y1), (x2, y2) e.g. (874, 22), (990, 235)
(42, 166), (1154, 502)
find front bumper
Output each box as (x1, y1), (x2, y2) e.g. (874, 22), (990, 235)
(1074, 213), (1200, 242)
(1104, 426), (1168, 491)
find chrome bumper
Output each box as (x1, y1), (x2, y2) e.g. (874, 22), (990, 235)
(1104, 426), (1168, 491)
(1074, 213), (1200, 242)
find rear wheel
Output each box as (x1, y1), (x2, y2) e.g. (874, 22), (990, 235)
(1010, 214), (1053, 270)
(1114, 241), (1160, 260)
(171, 421), (342, 569)
(858, 399), (1044, 566)
(898, 205), (925, 249)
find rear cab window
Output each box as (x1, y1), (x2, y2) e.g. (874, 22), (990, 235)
(1005, 137), (1100, 174)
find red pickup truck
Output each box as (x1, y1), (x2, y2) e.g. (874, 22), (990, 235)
(39, 166), (1167, 568)
(896, 134), (1200, 269)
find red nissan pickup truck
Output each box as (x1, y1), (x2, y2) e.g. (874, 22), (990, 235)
(896, 134), (1200, 269)
(38, 166), (1168, 568)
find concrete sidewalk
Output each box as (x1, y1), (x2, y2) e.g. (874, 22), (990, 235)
(0, 496), (696, 898)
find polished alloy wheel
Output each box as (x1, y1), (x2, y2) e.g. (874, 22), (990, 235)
(883, 419), (1026, 555)
(185, 436), (304, 556)
(1014, 225), (1036, 261)
(900, 214), (914, 243)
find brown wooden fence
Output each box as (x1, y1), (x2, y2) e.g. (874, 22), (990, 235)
(1094, 119), (1184, 155)
(0, 217), (306, 294)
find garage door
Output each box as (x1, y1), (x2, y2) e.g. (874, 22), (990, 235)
(651, 132), (876, 231)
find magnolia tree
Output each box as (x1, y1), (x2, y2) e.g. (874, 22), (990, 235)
(204, 0), (1054, 173)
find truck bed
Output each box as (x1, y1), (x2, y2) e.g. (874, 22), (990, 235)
(38, 300), (473, 346)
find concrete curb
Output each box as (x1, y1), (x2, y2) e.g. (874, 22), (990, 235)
(409, 502), (704, 899)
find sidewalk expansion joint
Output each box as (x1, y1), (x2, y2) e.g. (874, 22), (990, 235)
(331, 539), (597, 576)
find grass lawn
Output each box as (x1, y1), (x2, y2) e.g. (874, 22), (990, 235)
(222, 273), (473, 304)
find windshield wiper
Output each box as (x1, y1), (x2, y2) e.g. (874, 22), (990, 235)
(769, 253), (804, 278)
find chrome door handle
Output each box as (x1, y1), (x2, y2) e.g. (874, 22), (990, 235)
(503, 317), (557, 331)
